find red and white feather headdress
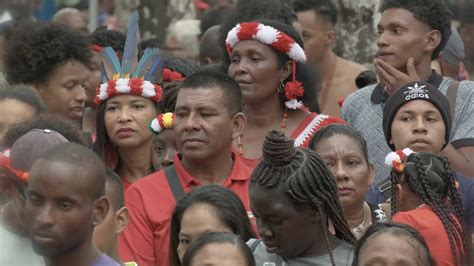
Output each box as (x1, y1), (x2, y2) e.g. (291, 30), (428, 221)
(226, 22), (307, 110)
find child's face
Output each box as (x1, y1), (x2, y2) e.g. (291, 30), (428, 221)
(152, 130), (177, 171)
(26, 159), (98, 257)
(390, 100), (446, 153)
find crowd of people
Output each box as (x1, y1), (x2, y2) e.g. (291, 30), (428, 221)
(0, 0), (473, 265)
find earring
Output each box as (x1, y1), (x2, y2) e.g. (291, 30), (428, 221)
(277, 81), (285, 92)
(237, 135), (244, 156)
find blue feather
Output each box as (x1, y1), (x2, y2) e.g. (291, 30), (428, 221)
(145, 57), (164, 84)
(121, 10), (139, 77)
(101, 47), (121, 75)
(99, 62), (109, 83)
(132, 48), (161, 78)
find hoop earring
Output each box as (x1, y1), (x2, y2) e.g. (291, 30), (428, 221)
(277, 81), (285, 92)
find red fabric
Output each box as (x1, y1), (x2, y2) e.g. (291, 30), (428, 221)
(238, 113), (345, 169)
(237, 22), (259, 43)
(118, 152), (254, 266)
(120, 176), (133, 191)
(392, 206), (461, 266)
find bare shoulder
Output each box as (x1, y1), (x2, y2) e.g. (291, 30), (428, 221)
(337, 57), (367, 76)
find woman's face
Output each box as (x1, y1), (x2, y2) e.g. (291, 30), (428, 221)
(250, 186), (320, 258)
(0, 99), (36, 147)
(104, 94), (158, 148)
(313, 134), (373, 209)
(177, 203), (233, 262)
(187, 242), (248, 266)
(228, 40), (290, 106)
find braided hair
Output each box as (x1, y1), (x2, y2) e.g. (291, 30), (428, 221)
(390, 152), (472, 265)
(250, 130), (355, 266)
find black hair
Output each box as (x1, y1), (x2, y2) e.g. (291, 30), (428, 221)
(90, 27), (126, 53)
(352, 222), (435, 266)
(161, 81), (181, 112)
(200, 4), (234, 35)
(104, 168), (124, 210)
(93, 98), (161, 168)
(251, 130), (355, 265)
(231, 18), (319, 112)
(199, 25), (222, 66)
(163, 57), (201, 78)
(390, 152), (471, 265)
(310, 124), (369, 164)
(179, 71), (243, 114)
(3, 114), (89, 149)
(381, 0), (452, 60)
(169, 185), (255, 266)
(0, 84), (47, 115)
(34, 142), (106, 199)
(4, 22), (91, 84)
(181, 232), (256, 266)
(294, 0), (338, 25)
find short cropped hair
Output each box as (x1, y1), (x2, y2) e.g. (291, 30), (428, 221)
(381, 0), (452, 60)
(179, 71), (242, 115)
(294, 0), (338, 25)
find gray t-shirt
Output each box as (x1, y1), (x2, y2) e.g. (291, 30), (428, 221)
(247, 239), (354, 266)
(0, 224), (44, 265)
(341, 75), (474, 182)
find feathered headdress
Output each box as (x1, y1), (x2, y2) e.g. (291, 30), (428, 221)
(94, 11), (165, 105)
(149, 112), (174, 134)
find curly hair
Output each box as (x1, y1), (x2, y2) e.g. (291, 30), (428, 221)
(90, 27), (126, 53)
(382, 0), (452, 60)
(390, 152), (471, 265)
(3, 114), (90, 148)
(251, 130), (355, 266)
(4, 22), (91, 84)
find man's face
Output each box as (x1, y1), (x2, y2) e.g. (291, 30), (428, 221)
(376, 8), (432, 71)
(26, 159), (97, 258)
(174, 87), (236, 163)
(390, 100), (446, 153)
(36, 60), (88, 124)
(297, 10), (331, 64)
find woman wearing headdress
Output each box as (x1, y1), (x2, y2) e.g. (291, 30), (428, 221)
(249, 130), (355, 265)
(387, 150), (472, 265)
(226, 19), (344, 168)
(93, 12), (164, 190)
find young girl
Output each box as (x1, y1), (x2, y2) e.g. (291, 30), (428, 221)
(387, 150), (472, 265)
(249, 130), (355, 265)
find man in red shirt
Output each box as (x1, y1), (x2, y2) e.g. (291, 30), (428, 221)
(118, 71), (250, 266)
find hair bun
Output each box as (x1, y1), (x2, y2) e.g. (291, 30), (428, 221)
(262, 130), (296, 166)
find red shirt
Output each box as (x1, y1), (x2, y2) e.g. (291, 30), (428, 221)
(240, 113), (346, 168)
(118, 152), (253, 266)
(392, 206), (461, 266)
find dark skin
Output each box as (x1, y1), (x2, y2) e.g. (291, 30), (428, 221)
(26, 159), (109, 266)
(250, 186), (340, 258)
(228, 40), (310, 160)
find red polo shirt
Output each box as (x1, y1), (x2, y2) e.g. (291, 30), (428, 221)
(118, 152), (253, 266)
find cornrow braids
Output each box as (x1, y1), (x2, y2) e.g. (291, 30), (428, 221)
(390, 152), (471, 265)
(250, 130), (356, 265)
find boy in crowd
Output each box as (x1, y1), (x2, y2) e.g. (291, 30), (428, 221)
(26, 143), (118, 266)
(342, 0), (474, 181)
